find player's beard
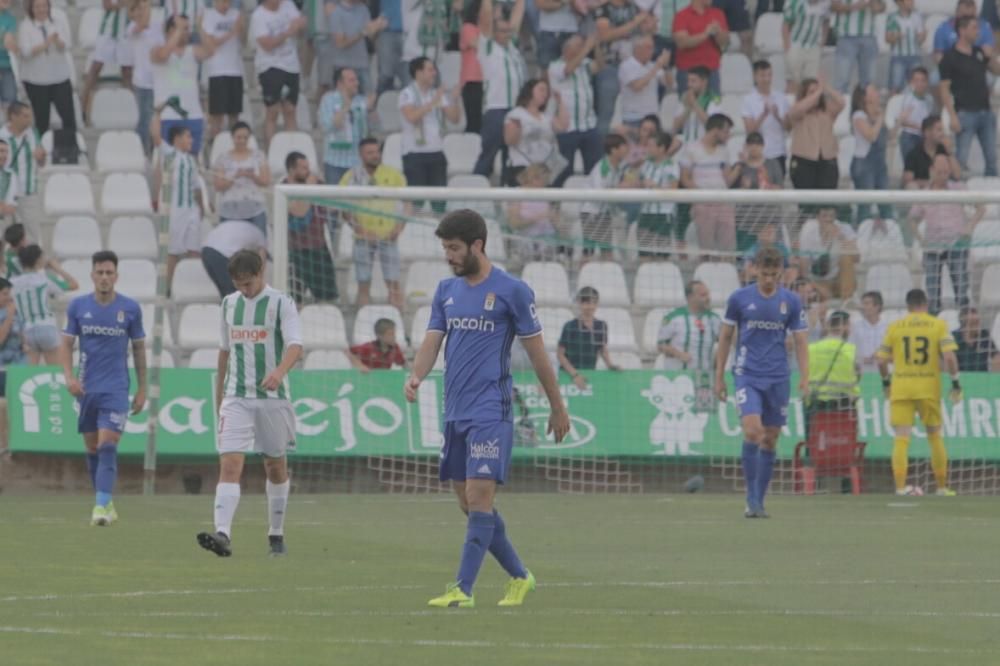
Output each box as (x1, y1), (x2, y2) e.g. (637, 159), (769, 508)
(451, 253), (479, 277)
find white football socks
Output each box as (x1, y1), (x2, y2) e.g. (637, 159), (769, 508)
(266, 479), (290, 537)
(214, 482), (241, 537)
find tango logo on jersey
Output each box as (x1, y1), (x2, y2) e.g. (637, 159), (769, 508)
(231, 328), (269, 342)
(484, 292), (495, 311)
(470, 439), (501, 460)
(80, 324), (126, 337)
(746, 320), (785, 331)
(446, 316), (495, 333)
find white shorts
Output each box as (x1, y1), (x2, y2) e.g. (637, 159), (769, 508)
(217, 397), (297, 457)
(93, 35), (134, 67)
(168, 208), (202, 255)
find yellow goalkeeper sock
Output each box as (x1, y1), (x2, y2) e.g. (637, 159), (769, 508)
(928, 431), (949, 490)
(892, 436), (910, 491)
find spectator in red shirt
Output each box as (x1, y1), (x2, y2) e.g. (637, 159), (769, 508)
(349, 318), (408, 371)
(672, 0), (729, 94)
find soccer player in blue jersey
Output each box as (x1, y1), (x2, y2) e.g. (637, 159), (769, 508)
(60, 251), (146, 526)
(714, 247), (809, 518)
(404, 210), (570, 609)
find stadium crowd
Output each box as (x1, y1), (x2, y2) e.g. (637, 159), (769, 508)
(0, 0), (998, 454)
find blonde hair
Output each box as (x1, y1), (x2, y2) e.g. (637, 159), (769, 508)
(517, 164), (551, 186)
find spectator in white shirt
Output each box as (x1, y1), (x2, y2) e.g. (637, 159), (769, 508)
(17, 0), (74, 135)
(201, 0), (244, 145)
(399, 56), (461, 212)
(679, 113), (740, 255)
(849, 290), (888, 372)
(128, 0), (164, 155)
(741, 59), (791, 179)
(503, 78), (569, 186)
(896, 65), (932, 164)
(250, 0), (307, 144)
(549, 33), (604, 186)
(151, 15), (215, 155)
(618, 35), (671, 128)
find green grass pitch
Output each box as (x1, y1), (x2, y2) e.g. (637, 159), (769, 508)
(1, 493), (999, 666)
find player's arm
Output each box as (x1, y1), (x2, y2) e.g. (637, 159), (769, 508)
(943, 347), (962, 403)
(793, 329), (809, 397)
(404, 330), (444, 401)
(520, 334), (570, 442)
(714, 323), (735, 400)
(131, 338), (147, 414)
(215, 349), (229, 413)
(261, 297), (303, 391)
(876, 328), (894, 398)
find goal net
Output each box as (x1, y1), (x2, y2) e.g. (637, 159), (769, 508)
(270, 183), (1000, 496)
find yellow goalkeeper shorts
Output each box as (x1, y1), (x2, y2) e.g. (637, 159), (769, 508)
(890, 398), (942, 428)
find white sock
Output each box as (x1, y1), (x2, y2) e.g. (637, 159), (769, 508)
(214, 482), (241, 537)
(266, 480), (290, 537)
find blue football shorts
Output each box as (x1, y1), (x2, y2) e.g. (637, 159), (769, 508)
(77, 392), (129, 434)
(734, 376), (790, 427)
(439, 420), (514, 485)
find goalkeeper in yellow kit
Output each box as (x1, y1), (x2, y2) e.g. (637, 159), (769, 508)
(876, 289), (961, 496)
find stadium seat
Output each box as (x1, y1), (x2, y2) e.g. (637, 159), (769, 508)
(641, 308), (669, 354)
(382, 133), (403, 171)
(345, 260), (390, 303)
(44, 173), (95, 216)
(177, 304), (222, 349)
(57, 259), (91, 302)
(352, 304), (406, 346)
(443, 133), (481, 176)
(209, 131), (260, 167)
(108, 217), (158, 260)
(767, 53), (786, 87)
(521, 261), (571, 305)
(268, 131), (318, 178)
(972, 219), (1000, 265)
(398, 219), (442, 259)
(448, 174), (490, 189)
(991, 312), (1000, 347)
(634, 262), (685, 307)
(837, 135), (855, 178)
(101, 173), (153, 215)
(563, 175), (591, 190)
(294, 95), (314, 130)
(117, 259), (157, 301)
(304, 349), (354, 370)
(597, 350), (643, 369)
(171, 258), (218, 304)
(405, 261), (452, 304)
(410, 305), (432, 349)
(938, 308), (960, 333)
(718, 94), (746, 135)
(834, 104), (852, 138)
(376, 91), (402, 134)
(484, 218), (507, 261)
(720, 54), (752, 95)
(141, 303), (174, 347)
(856, 218), (908, 265)
(577, 261), (630, 306)
(438, 51), (461, 89)
(95, 131), (145, 173)
(536, 307), (574, 350)
(968, 177), (1000, 219)
(865, 263), (913, 308)
(40, 130), (88, 172)
(600, 307), (638, 351)
(91, 89), (139, 131)
(52, 216), (101, 259)
(187, 348), (219, 369)
(77, 7), (101, 50)
(753, 13), (784, 54)
(693, 262), (740, 299)
(299, 304), (349, 349)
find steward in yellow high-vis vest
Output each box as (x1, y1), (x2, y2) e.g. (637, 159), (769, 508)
(807, 310), (861, 411)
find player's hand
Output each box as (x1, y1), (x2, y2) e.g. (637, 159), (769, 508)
(548, 406), (570, 443)
(798, 376), (810, 399)
(66, 377), (84, 398)
(715, 379), (727, 402)
(131, 387), (146, 415)
(259, 370), (285, 392)
(404, 374), (421, 402)
(950, 387), (963, 404)
(572, 374), (587, 390)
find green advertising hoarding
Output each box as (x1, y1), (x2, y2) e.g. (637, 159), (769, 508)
(7, 367), (1000, 460)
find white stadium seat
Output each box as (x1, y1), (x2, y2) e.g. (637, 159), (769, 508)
(304, 350), (355, 370)
(536, 307), (574, 350)
(443, 133), (481, 176)
(754, 13), (785, 54)
(268, 131), (318, 178)
(209, 131), (260, 167)
(299, 304), (349, 349)
(398, 220), (443, 260)
(352, 304), (406, 346)
(856, 218), (908, 265)
(967, 177), (1000, 219)
(187, 348), (219, 369)
(177, 304), (222, 349)
(938, 308), (960, 333)
(41, 130), (88, 171)
(52, 216), (101, 259)
(44, 173), (95, 216)
(410, 305), (432, 349)
(448, 174), (490, 189)
(720, 53), (753, 95)
(171, 258), (218, 303)
(577, 261), (630, 306)
(438, 51), (461, 89)
(382, 133), (403, 171)
(58, 259), (92, 302)
(405, 261), (453, 304)
(108, 217), (158, 260)
(693, 262), (741, 299)
(92, 89), (139, 131)
(101, 173), (152, 215)
(634, 262), (685, 307)
(719, 94), (746, 135)
(980, 265), (1000, 308)
(600, 307), (638, 351)
(132, 348), (174, 369)
(642, 308), (669, 354)
(117, 259), (157, 301)
(141, 304), (174, 347)
(866, 263), (913, 308)
(376, 91), (402, 134)
(485, 219), (507, 261)
(971, 219), (1000, 265)
(77, 7), (101, 50)
(96, 131), (145, 173)
(345, 260), (390, 303)
(521, 261), (571, 305)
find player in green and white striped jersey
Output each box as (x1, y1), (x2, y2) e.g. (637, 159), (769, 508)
(831, 0), (886, 92)
(83, 0), (134, 124)
(671, 67), (722, 142)
(885, 0), (926, 92)
(198, 250), (303, 559)
(0, 102), (44, 198)
(10, 244), (78, 364)
(0, 139), (19, 222)
(783, 0), (830, 85)
(657, 280), (721, 378)
(638, 131), (679, 257)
